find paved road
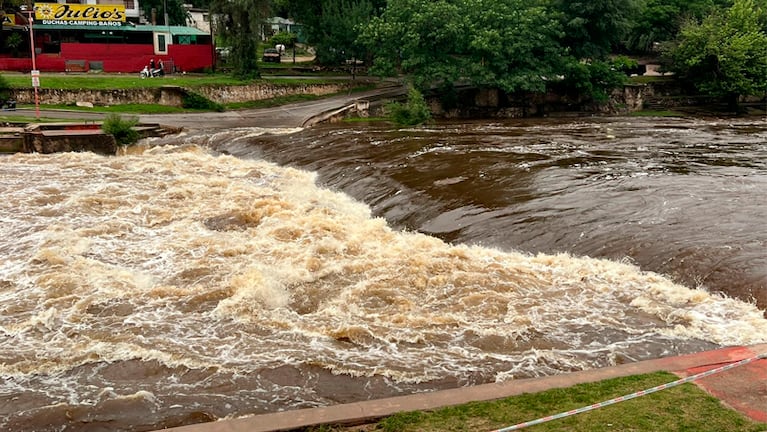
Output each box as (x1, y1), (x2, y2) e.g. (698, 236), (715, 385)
(2, 84), (406, 130)
(140, 84), (403, 129)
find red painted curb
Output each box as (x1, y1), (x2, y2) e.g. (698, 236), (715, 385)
(675, 346), (767, 423)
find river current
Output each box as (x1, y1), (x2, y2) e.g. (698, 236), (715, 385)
(1, 116), (765, 431)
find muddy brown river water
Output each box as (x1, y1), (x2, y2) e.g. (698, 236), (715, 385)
(1, 116), (765, 431)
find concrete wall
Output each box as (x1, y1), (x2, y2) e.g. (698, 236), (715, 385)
(22, 130), (117, 155)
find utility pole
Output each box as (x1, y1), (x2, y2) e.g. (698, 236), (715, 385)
(26, 9), (39, 119)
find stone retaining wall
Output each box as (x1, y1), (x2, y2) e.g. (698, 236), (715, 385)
(425, 82), (693, 119)
(195, 82), (353, 104)
(12, 87), (185, 107)
(11, 82), (353, 107)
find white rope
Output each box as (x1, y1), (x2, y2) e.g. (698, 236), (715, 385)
(492, 352), (767, 432)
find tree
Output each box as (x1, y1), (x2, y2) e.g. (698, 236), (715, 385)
(279, 0), (385, 65)
(316, 0), (374, 64)
(665, 0), (767, 110)
(0, 0), (27, 59)
(360, 0), (567, 94)
(361, 0), (467, 88)
(624, 0), (732, 52)
(5, 32), (22, 57)
(463, 0), (568, 94)
(210, 0), (270, 79)
(141, 0), (189, 26)
(551, 0), (641, 59)
(554, 58), (628, 103)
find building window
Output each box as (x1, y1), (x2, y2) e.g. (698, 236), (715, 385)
(124, 0), (135, 9)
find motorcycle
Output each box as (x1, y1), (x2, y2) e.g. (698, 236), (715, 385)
(140, 65), (163, 78)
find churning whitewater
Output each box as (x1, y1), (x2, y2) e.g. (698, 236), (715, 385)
(1, 130), (766, 430)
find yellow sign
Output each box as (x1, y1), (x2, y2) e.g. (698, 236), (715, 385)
(34, 3), (126, 25)
(2, 14), (16, 26)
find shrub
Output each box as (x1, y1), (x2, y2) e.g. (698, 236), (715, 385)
(0, 74), (11, 102)
(386, 86), (431, 126)
(611, 55), (639, 73)
(269, 32), (298, 48)
(101, 113), (139, 146)
(182, 91), (224, 112)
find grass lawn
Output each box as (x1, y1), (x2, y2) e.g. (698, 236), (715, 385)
(17, 103), (190, 114)
(0, 73), (346, 90)
(1, 72), (250, 89)
(305, 372), (766, 432)
(0, 114), (88, 123)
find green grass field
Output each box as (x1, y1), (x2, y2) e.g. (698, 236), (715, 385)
(305, 372), (765, 432)
(0, 70), (370, 116)
(1, 72), (250, 89)
(0, 73), (342, 90)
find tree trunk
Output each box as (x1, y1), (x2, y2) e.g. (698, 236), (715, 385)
(726, 93), (740, 113)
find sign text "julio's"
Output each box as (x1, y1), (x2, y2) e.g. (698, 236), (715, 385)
(34, 3), (127, 22)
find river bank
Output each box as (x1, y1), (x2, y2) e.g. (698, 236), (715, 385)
(159, 344), (767, 432)
(3, 71), (764, 125)
(8, 80), (359, 107)
(2, 110), (766, 432)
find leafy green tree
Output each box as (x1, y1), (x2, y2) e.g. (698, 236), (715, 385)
(280, 0), (385, 65)
(210, 0), (270, 79)
(625, 0), (732, 52)
(316, 0), (374, 64)
(464, 0), (567, 94)
(361, 0), (567, 94)
(361, 0), (466, 88)
(554, 59), (628, 102)
(665, 0), (767, 110)
(5, 32), (22, 57)
(191, 0), (212, 8)
(141, 0), (189, 26)
(0, 2), (26, 57)
(551, 0), (641, 59)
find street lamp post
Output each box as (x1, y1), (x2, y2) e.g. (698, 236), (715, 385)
(27, 11), (40, 119)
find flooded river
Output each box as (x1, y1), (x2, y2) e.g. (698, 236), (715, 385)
(1, 116), (765, 431)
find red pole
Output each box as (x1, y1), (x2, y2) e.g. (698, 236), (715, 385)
(28, 12), (39, 119)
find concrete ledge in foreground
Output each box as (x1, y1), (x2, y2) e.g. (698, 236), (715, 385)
(159, 344), (767, 432)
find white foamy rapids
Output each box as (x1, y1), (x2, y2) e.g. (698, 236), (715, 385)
(1, 145), (766, 387)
